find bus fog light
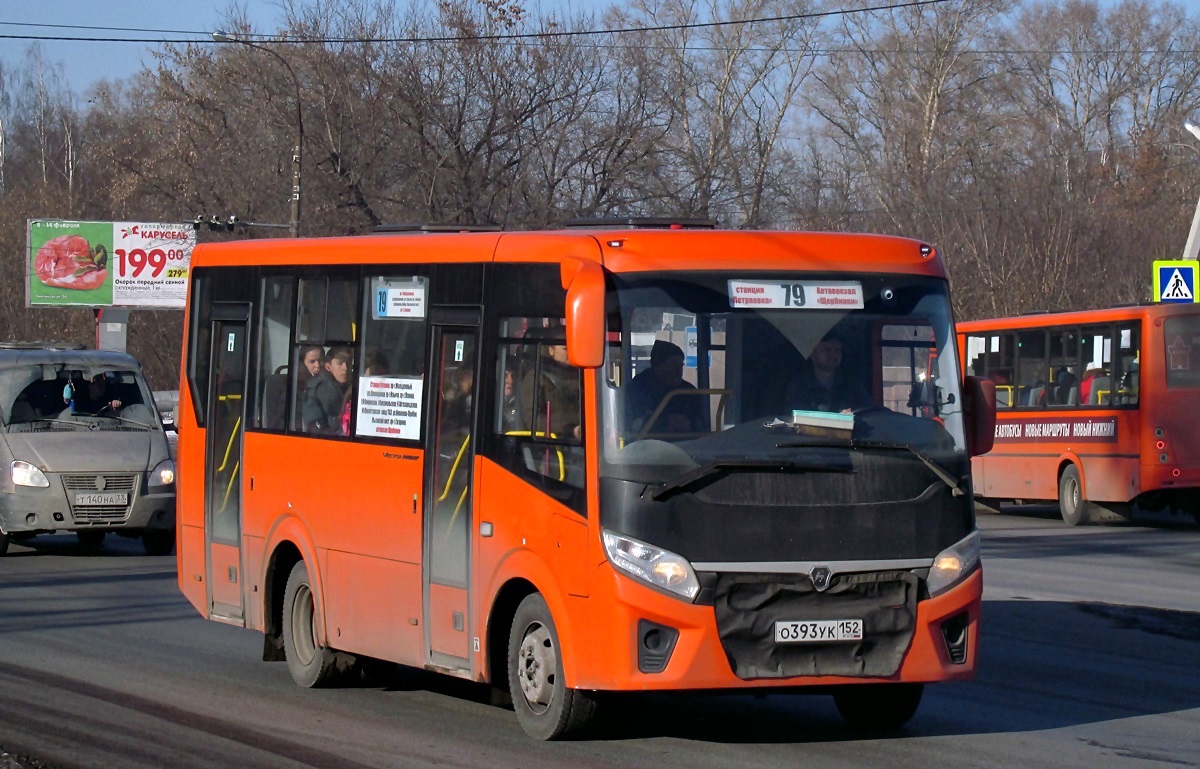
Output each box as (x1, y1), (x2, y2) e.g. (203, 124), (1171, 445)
(602, 529), (700, 601)
(927, 531), (980, 597)
(11, 461), (49, 488)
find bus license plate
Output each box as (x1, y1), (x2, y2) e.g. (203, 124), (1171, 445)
(774, 619), (863, 643)
(75, 492), (127, 506)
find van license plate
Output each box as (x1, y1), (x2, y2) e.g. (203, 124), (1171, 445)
(774, 619), (863, 643)
(75, 492), (127, 506)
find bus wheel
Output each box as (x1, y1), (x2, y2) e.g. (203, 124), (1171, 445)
(1058, 465), (1092, 526)
(77, 530), (106, 547)
(833, 683), (923, 730)
(142, 529), (174, 556)
(282, 560), (339, 688)
(508, 593), (597, 740)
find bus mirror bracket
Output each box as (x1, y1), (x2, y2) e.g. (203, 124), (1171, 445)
(963, 376), (996, 457)
(562, 259), (605, 368)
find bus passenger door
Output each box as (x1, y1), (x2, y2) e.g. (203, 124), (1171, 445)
(205, 307), (250, 624)
(423, 320), (478, 672)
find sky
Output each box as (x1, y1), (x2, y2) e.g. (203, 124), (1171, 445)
(0, 0), (602, 95)
(4, 0), (1200, 96)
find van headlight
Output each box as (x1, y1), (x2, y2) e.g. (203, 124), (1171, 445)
(926, 530), (980, 597)
(150, 459), (175, 488)
(11, 460), (50, 488)
(602, 529), (700, 601)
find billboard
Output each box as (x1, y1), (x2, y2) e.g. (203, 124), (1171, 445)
(27, 219), (194, 309)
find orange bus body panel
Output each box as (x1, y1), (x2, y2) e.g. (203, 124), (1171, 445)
(180, 227), (975, 700)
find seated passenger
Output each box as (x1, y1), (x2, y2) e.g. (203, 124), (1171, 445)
(785, 332), (870, 413)
(520, 331), (581, 440)
(625, 340), (706, 436)
(302, 346), (352, 434)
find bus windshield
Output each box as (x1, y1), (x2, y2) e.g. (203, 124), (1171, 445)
(599, 272), (966, 486)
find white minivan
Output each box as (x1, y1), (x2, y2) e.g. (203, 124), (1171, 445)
(0, 343), (176, 555)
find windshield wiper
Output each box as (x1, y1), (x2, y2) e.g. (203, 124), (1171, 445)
(71, 411), (154, 429)
(776, 438), (965, 496)
(648, 456), (853, 501)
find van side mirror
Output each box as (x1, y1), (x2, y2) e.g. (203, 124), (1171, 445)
(562, 259), (605, 368)
(962, 375), (996, 457)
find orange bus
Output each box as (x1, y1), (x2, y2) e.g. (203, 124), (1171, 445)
(177, 221), (995, 739)
(958, 303), (1200, 526)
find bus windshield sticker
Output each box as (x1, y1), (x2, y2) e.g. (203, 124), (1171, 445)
(355, 375), (423, 440)
(372, 277), (427, 320)
(727, 280), (864, 310)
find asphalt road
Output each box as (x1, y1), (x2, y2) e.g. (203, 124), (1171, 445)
(0, 512), (1197, 769)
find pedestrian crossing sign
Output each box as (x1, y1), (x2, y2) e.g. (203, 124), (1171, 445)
(1153, 260), (1198, 304)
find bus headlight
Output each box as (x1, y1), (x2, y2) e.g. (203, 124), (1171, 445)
(926, 530), (980, 597)
(150, 459), (175, 488)
(11, 460), (50, 488)
(602, 529), (700, 601)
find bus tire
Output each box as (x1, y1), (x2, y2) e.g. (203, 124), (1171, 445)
(508, 593), (597, 740)
(77, 530), (106, 547)
(282, 560), (339, 688)
(1058, 465), (1092, 526)
(142, 529), (174, 556)
(833, 683), (923, 730)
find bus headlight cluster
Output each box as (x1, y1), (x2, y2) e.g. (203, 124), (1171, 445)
(926, 530), (980, 597)
(602, 529), (700, 601)
(11, 460), (49, 488)
(150, 459), (176, 488)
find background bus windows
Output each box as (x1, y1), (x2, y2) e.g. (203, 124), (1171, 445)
(965, 333), (1016, 407)
(1016, 330), (1048, 406)
(1164, 316), (1200, 389)
(1115, 323), (1140, 405)
(1048, 329), (1082, 406)
(1078, 326), (1114, 406)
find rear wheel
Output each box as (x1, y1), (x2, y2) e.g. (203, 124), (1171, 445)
(1058, 465), (1091, 526)
(142, 529), (174, 556)
(508, 593), (597, 740)
(282, 560), (339, 688)
(833, 683), (923, 731)
(77, 530), (106, 547)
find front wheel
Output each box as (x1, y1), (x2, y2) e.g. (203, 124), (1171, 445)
(282, 560), (340, 688)
(1058, 465), (1092, 526)
(508, 593), (597, 740)
(833, 683), (923, 731)
(142, 529), (174, 556)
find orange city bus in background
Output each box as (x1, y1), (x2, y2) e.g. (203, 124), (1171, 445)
(958, 303), (1200, 526)
(176, 220), (996, 739)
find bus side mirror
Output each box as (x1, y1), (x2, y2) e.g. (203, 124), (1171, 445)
(562, 259), (605, 368)
(963, 375), (996, 457)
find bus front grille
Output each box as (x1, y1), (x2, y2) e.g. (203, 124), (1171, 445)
(710, 570), (918, 679)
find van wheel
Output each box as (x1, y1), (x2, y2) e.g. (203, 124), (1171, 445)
(282, 560), (339, 688)
(77, 530), (106, 547)
(1058, 465), (1092, 526)
(508, 593), (597, 740)
(142, 529), (174, 556)
(833, 683), (923, 730)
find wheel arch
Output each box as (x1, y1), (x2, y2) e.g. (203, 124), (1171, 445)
(486, 578), (538, 688)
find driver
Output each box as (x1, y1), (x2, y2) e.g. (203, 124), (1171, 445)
(625, 340), (706, 436)
(81, 373), (123, 414)
(785, 331), (870, 413)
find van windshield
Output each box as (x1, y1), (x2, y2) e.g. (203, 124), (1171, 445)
(0, 364), (158, 431)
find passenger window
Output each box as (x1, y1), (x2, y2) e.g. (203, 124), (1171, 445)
(349, 276), (429, 441)
(255, 276), (294, 431)
(295, 276), (358, 438)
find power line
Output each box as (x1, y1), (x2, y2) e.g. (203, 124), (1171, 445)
(0, 0), (954, 45)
